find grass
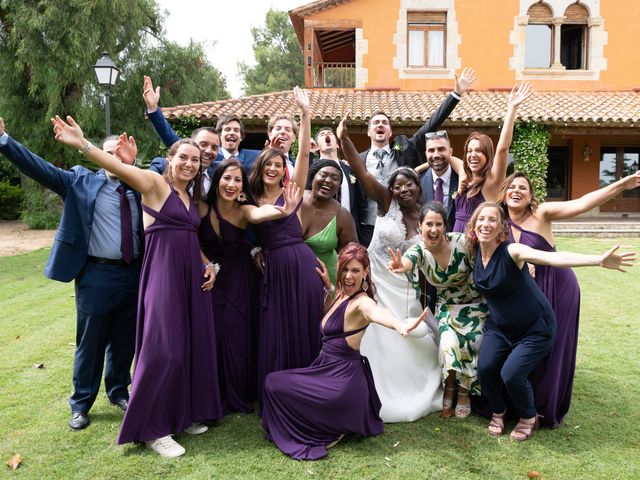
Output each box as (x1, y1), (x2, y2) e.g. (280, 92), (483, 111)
(0, 237), (639, 479)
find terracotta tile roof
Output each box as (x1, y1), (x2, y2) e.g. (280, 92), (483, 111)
(289, 0), (356, 45)
(161, 89), (640, 127)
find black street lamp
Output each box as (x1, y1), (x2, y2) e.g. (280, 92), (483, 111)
(93, 52), (119, 136)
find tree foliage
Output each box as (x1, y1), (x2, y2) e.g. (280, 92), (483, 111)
(239, 9), (304, 96)
(0, 0), (230, 227)
(511, 122), (552, 202)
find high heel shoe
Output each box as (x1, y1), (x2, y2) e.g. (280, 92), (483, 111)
(441, 386), (456, 418)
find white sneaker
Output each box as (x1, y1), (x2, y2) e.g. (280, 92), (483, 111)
(145, 435), (186, 457)
(184, 422), (208, 435)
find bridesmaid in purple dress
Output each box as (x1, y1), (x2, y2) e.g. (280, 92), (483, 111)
(262, 243), (426, 460)
(450, 83), (533, 232)
(248, 87), (325, 402)
(53, 115), (222, 458)
(198, 158), (300, 415)
(499, 171), (640, 428)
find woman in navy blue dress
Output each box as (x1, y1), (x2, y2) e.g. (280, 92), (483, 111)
(466, 202), (634, 441)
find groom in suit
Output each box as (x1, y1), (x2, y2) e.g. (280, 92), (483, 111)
(0, 117), (158, 430)
(355, 67), (476, 246)
(420, 131), (458, 230)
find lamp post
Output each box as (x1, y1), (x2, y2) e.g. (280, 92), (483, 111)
(93, 52), (119, 136)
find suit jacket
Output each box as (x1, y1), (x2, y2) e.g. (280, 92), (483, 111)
(355, 92), (461, 240)
(420, 167), (459, 231)
(0, 137), (159, 282)
(147, 108), (260, 172)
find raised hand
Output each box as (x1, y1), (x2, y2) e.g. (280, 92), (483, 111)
(310, 138), (320, 154)
(274, 181), (302, 216)
(621, 170), (640, 191)
(600, 244), (636, 272)
(403, 307), (431, 335)
(51, 115), (86, 150)
(336, 111), (351, 141)
(508, 82), (533, 108)
(115, 133), (138, 166)
(143, 76), (161, 113)
(387, 247), (406, 273)
(454, 67), (477, 96)
(293, 86), (310, 115)
(0, 117), (5, 136)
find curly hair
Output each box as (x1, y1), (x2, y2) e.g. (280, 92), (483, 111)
(497, 171), (539, 218)
(464, 201), (510, 264)
(459, 132), (495, 199)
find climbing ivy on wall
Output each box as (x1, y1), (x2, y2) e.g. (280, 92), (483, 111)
(510, 122), (551, 203)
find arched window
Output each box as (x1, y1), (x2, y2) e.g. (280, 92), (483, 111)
(525, 2), (553, 68)
(562, 3), (589, 69)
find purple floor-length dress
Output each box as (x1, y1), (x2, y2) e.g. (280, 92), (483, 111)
(453, 191), (486, 233)
(117, 186), (222, 444)
(200, 204), (254, 414)
(262, 293), (384, 460)
(509, 221), (580, 428)
(253, 198), (324, 401)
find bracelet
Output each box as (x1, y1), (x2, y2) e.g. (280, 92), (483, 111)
(323, 284), (335, 294)
(250, 247), (262, 259)
(79, 140), (94, 155)
(204, 262), (220, 274)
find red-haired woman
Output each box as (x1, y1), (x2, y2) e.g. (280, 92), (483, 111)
(261, 243), (426, 460)
(449, 83), (533, 232)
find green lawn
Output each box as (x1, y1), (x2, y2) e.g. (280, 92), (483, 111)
(1, 238), (639, 479)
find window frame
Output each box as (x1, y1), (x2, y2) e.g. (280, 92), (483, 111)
(406, 11), (447, 69)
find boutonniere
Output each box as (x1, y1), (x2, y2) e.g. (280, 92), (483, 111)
(349, 174), (357, 184)
(393, 143), (404, 153)
(451, 188), (458, 199)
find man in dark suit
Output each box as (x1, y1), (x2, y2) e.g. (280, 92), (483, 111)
(0, 117), (158, 430)
(420, 131), (459, 230)
(356, 67), (476, 246)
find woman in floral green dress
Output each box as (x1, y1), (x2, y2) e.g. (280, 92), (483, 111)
(388, 202), (487, 418)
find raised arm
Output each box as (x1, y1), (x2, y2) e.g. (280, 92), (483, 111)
(52, 116), (164, 200)
(143, 75), (180, 148)
(0, 117), (74, 196)
(407, 67), (477, 168)
(292, 87), (312, 188)
(336, 113), (390, 212)
(539, 171), (640, 221)
(487, 83), (533, 193)
(387, 247), (413, 273)
(508, 242), (636, 272)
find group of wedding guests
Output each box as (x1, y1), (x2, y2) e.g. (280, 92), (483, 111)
(1, 66), (638, 460)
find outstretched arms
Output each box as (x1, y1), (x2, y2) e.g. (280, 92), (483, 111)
(508, 242), (636, 272)
(292, 86), (312, 189)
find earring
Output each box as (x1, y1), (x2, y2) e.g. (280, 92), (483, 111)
(471, 231), (477, 240)
(362, 279), (369, 292)
(238, 192), (247, 202)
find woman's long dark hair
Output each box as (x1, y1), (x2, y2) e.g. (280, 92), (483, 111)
(459, 132), (495, 199)
(207, 158), (257, 207)
(248, 148), (287, 201)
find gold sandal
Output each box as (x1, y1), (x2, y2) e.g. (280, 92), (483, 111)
(441, 386), (456, 418)
(454, 391), (471, 419)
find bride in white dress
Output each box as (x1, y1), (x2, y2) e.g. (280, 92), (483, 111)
(338, 119), (442, 422)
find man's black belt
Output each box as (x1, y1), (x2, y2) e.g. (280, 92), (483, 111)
(87, 255), (137, 267)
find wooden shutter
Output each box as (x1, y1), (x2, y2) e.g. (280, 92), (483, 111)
(408, 11), (446, 25)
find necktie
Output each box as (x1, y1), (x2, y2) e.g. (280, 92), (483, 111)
(435, 177), (444, 204)
(373, 149), (386, 171)
(116, 185), (134, 263)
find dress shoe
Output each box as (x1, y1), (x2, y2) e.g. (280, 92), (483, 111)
(145, 435), (186, 457)
(110, 398), (129, 412)
(69, 412), (90, 430)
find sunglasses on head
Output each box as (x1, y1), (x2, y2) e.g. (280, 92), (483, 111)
(425, 130), (449, 141)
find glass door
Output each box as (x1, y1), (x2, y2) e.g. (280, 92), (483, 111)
(599, 147), (640, 212)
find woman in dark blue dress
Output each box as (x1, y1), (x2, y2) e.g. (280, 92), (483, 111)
(466, 202), (634, 441)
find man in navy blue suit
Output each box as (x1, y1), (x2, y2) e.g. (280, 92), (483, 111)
(420, 131), (459, 230)
(143, 76), (259, 179)
(0, 117), (158, 430)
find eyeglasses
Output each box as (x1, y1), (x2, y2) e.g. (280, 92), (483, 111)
(425, 130), (449, 141)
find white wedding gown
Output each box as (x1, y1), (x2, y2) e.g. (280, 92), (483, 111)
(360, 200), (443, 422)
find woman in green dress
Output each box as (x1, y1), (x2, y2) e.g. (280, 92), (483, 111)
(388, 201), (487, 419)
(302, 159), (357, 284)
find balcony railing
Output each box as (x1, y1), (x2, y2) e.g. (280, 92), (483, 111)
(313, 62), (355, 88)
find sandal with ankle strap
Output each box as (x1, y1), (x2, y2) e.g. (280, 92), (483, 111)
(488, 411), (506, 437)
(441, 386), (456, 418)
(510, 415), (539, 442)
(454, 391), (471, 419)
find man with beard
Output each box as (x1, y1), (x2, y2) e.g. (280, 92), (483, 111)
(356, 67), (476, 246)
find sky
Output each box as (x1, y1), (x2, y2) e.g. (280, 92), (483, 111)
(157, 0), (306, 98)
